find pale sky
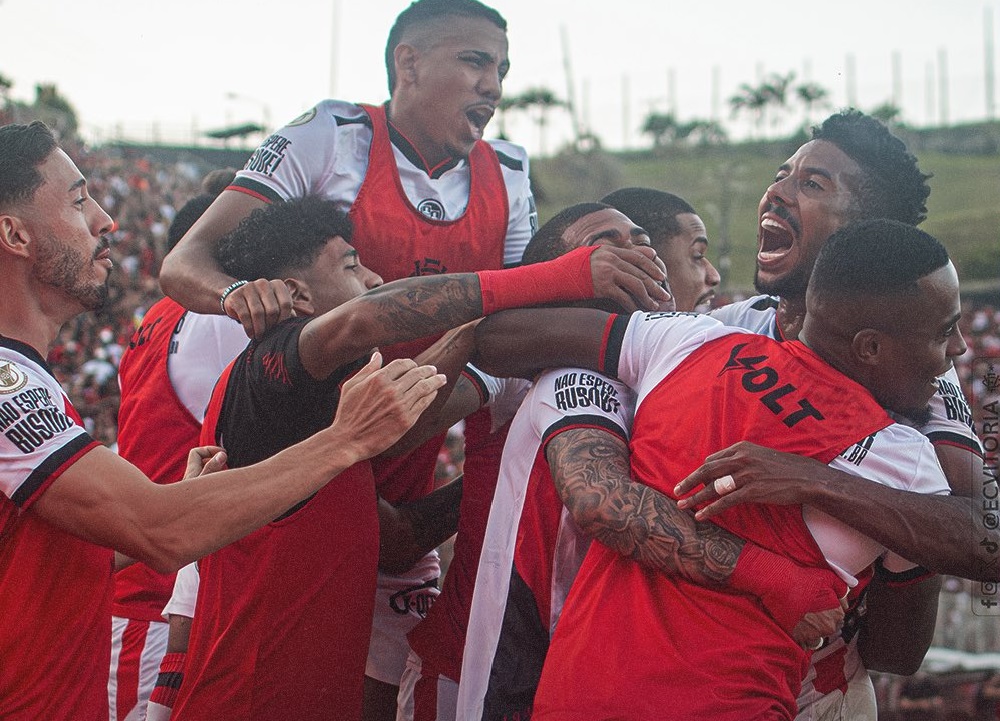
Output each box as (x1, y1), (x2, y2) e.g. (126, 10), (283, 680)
(3, 0), (999, 152)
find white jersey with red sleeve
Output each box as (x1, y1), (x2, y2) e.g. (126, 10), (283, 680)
(532, 311), (949, 721)
(455, 367), (635, 721)
(711, 294), (984, 455)
(229, 100), (536, 267)
(0, 337), (108, 720)
(711, 294), (982, 718)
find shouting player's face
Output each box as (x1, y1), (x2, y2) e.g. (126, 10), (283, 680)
(755, 140), (863, 300)
(395, 16), (509, 166)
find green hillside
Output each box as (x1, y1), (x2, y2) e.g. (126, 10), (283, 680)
(531, 143), (1000, 292)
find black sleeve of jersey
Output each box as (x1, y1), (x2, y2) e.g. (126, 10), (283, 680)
(599, 314), (631, 380)
(218, 318), (362, 467)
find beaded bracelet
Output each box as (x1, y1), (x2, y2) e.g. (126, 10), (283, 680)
(219, 280), (249, 313)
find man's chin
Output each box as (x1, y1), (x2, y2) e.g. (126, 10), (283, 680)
(892, 404), (933, 428)
(754, 267), (809, 299)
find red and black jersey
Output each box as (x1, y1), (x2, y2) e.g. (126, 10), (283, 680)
(173, 319), (379, 721)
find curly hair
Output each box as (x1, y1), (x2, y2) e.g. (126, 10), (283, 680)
(385, 0), (507, 93)
(812, 110), (931, 226)
(216, 197), (353, 281)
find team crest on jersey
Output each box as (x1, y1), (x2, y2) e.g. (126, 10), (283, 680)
(286, 108), (317, 127)
(0, 361), (28, 394)
(417, 199), (445, 220)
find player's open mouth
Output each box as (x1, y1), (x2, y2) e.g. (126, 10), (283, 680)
(757, 214), (797, 264)
(466, 106), (494, 133)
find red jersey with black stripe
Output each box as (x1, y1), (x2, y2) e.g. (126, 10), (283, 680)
(0, 336), (106, 720)
(172, 319), (378, 721)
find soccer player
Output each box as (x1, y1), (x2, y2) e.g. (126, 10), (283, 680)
(601, 187), (721, 311)
(471, 219), (962, 719)
(157, 4), (540, 712)
(0, 120), (445, 721)
(167, 197), (668, 721)
(398, 201), (672, 721)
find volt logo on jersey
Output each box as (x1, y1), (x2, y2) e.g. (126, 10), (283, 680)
(719, 343), (825, 428)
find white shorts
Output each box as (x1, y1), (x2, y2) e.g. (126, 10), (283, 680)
(109, 616), (170, 721)
(396, 650), (458, 721)
(366, 552), (440, 685)
(795, 661), (876, 721)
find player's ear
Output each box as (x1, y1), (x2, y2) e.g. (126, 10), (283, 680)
(283, 278), (314, 317)
(395, 43), (418, 86)
(0, 214), (31, 259)
(851, 328), (883, 366)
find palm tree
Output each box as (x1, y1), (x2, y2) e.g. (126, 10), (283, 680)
(641, 111), (678, 148)
(729, 83), (769, 138)
(795, 82), (830, 127)
(511, 87), (564, 156)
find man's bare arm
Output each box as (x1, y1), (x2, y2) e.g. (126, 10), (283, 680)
(473, 307), (613, 380)
(300, 248), (663, 382)
(159, 190), (293, 339)
(858, 573), (941, 675)
(32, 356), (445, 574)
(546, 428), (846, 645)
(378, 476), (464, 574)
(674, 441), (998, 580)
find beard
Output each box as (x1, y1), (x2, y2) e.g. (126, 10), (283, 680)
(753, 263), (811, 299)
(33, 235), (111, 311)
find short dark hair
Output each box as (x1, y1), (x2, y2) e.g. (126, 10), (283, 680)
(521, 202), (611, 265)
(0, 121), (59, 210)
(600, 187), (696, 242)
(166, 169), (237, 251)
(811, 110), (931, 226)
(385, 0), (507, 94)
(216, 197), (353, 280)
(810, 219), (949, 300)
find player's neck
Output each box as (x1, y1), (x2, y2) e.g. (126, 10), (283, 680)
(776, 295), (806, 341)
(0, 274), (73, 356)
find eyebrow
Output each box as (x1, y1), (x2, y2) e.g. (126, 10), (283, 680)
(69, 178), (86, 193)
(802, 166), (834, 181)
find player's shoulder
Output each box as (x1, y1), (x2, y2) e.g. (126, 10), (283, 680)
(709, 294), (777, 323)
(276, 99), (370, 134)
(486, 138), (530, 173)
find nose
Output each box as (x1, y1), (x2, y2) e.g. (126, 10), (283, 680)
(91, 201), (114, 237)
(366, 268), (384, 290)
(704, 259), (721, 287)
(478, 67), (502, 101)
(764, 176), (793, 208)
(948, 328), (968, 358)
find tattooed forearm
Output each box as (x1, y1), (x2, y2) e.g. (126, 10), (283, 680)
(365, 274), (483, 337)
(546, 429), (742, 587)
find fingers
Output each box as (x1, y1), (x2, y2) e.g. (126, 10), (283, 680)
(713, 474), (737, 495)
(222, 279), (295, 339)
(183, 445), (227, 479)
(591, 246), (671, 312)
(200, 450), (228, 476)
